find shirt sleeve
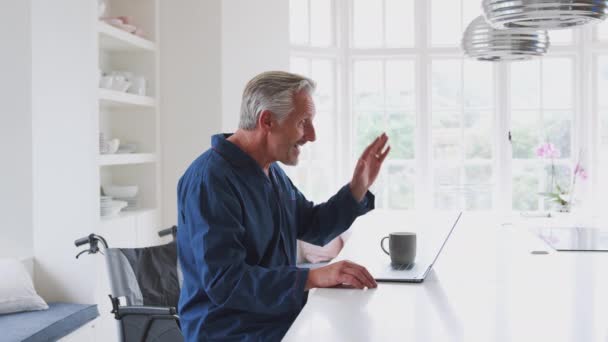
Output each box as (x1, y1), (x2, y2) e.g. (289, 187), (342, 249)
(182, 170), (309, 315)
(294, 183), (375, 246)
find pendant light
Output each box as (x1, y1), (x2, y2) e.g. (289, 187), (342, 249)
(483, 0), (608, 30)
(462, 16), (550, 61)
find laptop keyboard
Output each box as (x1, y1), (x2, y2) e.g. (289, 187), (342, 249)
(391, 263), (415, 271)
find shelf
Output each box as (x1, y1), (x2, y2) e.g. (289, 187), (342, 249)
(99, 88), (156, 108)
(100, 207), (156, 222)
(99, 153), (156, 166)
(98, 21), (156, 52)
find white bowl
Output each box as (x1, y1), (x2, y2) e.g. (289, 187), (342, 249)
(101, 138), (120, 154)
(102, 185), (138, 198)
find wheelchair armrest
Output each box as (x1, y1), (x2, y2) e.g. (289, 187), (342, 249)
(116, 305), (177, 317)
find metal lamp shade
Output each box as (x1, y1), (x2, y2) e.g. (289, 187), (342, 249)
(483, 0), (608, 30)
(462, 16), (550, 61)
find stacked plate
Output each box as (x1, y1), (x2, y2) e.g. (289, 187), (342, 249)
(102, 185), (139, 212)
(120, 197), (139, 211)
(100, 196), (128, 218)
(99, 133), (108, 154)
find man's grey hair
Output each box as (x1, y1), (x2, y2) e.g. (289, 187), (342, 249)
(239, 71), (316, 130)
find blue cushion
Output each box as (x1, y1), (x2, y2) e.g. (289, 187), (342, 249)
(0, 302), (99, 342)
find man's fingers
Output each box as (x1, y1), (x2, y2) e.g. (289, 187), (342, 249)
(342, 261), (377, 288)
(343, 260), (375, 286)
(375, 135), (389, 154)
(342, 267), (374, 289)
(362, 132), (388, 159)
(361, 136), (379, 159)
(378, 145), (391, 163)
(339, 274), (365, 289)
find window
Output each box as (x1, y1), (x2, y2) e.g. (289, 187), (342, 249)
(289, 56), (338, 202)
(290, 0), (599, 214)
(353, 58), (416, 209)
(510, 57), (575, 211)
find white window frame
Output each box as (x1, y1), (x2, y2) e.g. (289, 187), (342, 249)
(290, 0), (601, 215)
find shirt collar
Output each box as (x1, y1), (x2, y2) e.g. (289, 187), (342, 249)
(211, 133), (269, 173)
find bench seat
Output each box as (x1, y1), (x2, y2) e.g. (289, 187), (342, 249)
(0, 302), (99, 342)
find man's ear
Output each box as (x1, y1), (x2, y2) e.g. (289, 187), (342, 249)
(258, 110), (274, 132)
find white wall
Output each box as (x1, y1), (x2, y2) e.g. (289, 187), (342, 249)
(0, 0), (34, 259)
(220, 0), (290, 131)
(31, 0), (98, 303)
(160, 0), (223, 227)
(160, 0), (288, 226)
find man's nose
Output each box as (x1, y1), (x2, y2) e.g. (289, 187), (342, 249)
(305, 123), (316, 142)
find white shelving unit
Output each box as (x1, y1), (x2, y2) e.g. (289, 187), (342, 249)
(98, 153), (157, 166)
(94, 1), (162, 339)
(98, 21), (156, 52)
(96, 0), (161, 233)
(99, 88), (156, 108)
(100, 207), (156, 222)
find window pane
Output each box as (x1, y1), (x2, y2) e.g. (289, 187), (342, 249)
(464, 164), (492, 210)
(543, 163), (571, 193)
(598, 56), (608, 107)
(290, 57), (309, 76)
(433, 111), (460, 129)
(310, 0), (332, 47)
(353, 60), (383, 109)
(464, 111), (492, 159)
(434, 165), (461, 210)
(355, 111), (384, 156)
(433, 111), (461, 160)
(387, 112), (415, 159)
(462, 0), (480, 32)
(512, 110), (540, 159)
(544, 111), (571, 159)
(433, 128), (462, 160)
(464, 60), (493, 108)
(353, 0), (383, 47)
(431, 0), (461, 46)
(597, 20), (608, 41)
(386, 59), (415, 108)
(385, 0), (414, 47)
(600, 110), (608, 199)
(432, 60), (462, 110)
(290, 0), (309, 45)
(511, 60), (540, 109)
(370, 169), (387, 208)
(310, 110), (334, 161)
(388, 164), (415, 209)
(311, 59), (334, 110)
(513, 163), (540, 211)
(542, 58), (572, 109)
(602, 110), (608, 147)
(309, 163), (333, 202)
(541, 163), (571, 211)
(550, 29), (573, 45)
(285, 165), (308, 194)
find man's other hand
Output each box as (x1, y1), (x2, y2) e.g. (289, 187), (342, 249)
(350, 133), (390, 202)
(304, 260), (378, 290)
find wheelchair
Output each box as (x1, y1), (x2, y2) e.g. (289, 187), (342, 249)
(74, 226), (183, 342)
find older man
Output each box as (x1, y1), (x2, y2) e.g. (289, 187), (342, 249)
(177, 71), (390, 341)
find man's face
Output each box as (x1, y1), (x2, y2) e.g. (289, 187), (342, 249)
(269, 91), (316, 166)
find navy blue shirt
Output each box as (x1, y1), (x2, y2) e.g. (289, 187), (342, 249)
(177, 134), (374, 341)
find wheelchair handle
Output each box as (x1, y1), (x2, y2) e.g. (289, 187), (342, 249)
(74, 234), (93, 247)
(158, 225), (177, 238)
(74, 233), (109, 258)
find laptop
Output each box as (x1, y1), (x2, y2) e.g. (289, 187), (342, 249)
(372, 212), (462, 283)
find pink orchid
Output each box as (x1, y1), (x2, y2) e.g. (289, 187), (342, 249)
(574, 164), (588, 180)
(536, 143), (561, 159)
